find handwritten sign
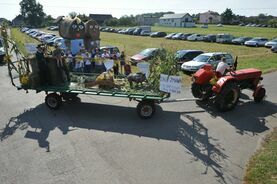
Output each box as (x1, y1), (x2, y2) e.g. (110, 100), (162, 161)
(137, 62), (150, 78)
(25, 43), (37, 54)
(159, 74), (182, 94)
(104, 60), (114, 70)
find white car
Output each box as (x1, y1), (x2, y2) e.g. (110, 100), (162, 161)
(187, 34), (204, 41)
(265, 39), (277, 48)
(245, 37), (268, 47)
(181, 52), (234, 73)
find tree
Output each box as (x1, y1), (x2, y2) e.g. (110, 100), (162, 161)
(69, 12), (78, 19)
(19, 0), (46, 27)
(221, 8), (234, 24)
(105, 18), (119, 26)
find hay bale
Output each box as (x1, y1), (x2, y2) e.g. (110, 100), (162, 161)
(59, 17), (86, 39)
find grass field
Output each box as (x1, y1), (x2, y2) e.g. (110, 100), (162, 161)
(244, 128), (277, 184)
(10, 28), (39, 56)
(100, 31), (277, 73)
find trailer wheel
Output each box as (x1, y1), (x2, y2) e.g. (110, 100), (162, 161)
(45, 93), (62, 110)
(137, 101), (155, 119)
(215, 82), (240, 111)
(61, 92), (78, 101)
(254, 87), (266, 103)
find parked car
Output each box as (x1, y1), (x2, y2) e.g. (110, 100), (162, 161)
(245, 37), (268, 47)
(46, 37), (63, 46)
(271, 45), (277, 53)
(41, 34), (56, 43)
(217, 24), (223, 27)
(232, 37), (252, 45)
(150, 32), (167, 38)
(187, 34), (204, 41)
(100, 45), (120, 55)
(265, 39), (277, 48)
(181, 33), (193, 40)
(201, 24), (208, 28)
(130, 48), (164, 64)
(175, 50), (204, 67)
(165, 33), (177, 39)
(0, 38), (6, 63)
(133, 28), (142, 35)
(172, 33), (184, 40)
(140, 30), (151, 36)
(126, 28), (136, 35)
(181, 52), (234, 73)
(203, 34), (216, 42)
(216, 34), (234, 44)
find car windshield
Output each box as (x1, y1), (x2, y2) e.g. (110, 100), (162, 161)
(193, 55), (210, 62)
(271, 39), (277, 42)
(252, 38), (262, 41)
(175, 51), (187, 58)
(139, 49), (156, 56)
(168, 33), (175, 36)
(175, 33), (182, 36)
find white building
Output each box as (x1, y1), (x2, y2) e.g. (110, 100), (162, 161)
(199, 11), (221, 24)
(159, 13), (195, 27)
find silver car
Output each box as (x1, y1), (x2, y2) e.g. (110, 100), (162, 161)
(0, 38), (6, 63)
(181, 52), (234, 73)
(265, 39), (277, 48)
(245, 37), (268, 47)
(272, 45), (277, 53)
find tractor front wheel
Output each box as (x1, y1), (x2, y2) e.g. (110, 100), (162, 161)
(254, 87), (266, 103)
(215, 82), (240, 111)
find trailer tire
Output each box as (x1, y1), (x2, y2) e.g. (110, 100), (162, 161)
(45, 93), (62, 110)
(254, 87), (266, 103)
(137, 101), (155, 119)
(215, 82), (240, 111)
(61, 92), (78, 101)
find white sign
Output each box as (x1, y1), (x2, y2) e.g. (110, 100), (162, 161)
(159, 74), (182, 94)
(104, 60), (114, 70)
(137, 62), (150, 78)
(25, 43), (37, 54)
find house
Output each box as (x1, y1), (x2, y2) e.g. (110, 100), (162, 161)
(159, 13), (195, 27)
(199, 11), (221, 24)
(136, 15), (160, 26)
(89, 14), (113, 25)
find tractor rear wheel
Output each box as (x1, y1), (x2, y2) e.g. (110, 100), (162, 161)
(191, 83), (203, 98)
(254, 87), (266, 103)
(215, 82), (240, 111)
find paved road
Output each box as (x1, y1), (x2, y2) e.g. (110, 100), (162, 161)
(0, 65), (276, 184)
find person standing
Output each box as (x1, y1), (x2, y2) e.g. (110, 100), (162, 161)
(84, 52), (92, 73)
(119, 51), (126, 74)
(36, 45), (49, 86)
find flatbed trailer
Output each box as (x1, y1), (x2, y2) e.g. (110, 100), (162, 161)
(31, 84), (170, 119)
(2, 29), (191, 119)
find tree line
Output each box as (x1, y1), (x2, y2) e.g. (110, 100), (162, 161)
(9, 0), (277, 28)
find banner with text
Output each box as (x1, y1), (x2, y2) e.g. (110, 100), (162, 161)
(159, 74), (182, 94)
(137, 62), (150, 78)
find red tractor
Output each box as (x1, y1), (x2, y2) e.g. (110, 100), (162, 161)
(191, 64), (266, 111)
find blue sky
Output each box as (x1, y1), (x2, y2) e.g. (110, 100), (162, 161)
(1, 0), (277, 20)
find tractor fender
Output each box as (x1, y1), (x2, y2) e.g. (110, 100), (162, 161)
(212, 76), (236, 93)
